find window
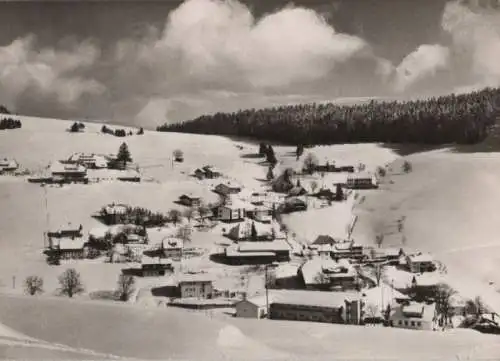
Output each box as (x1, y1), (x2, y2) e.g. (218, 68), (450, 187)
(404, 321), (408, 326)
(417, 322), (421, 327)
(411, 321), (415, 327)
(398, 320), (402, 325)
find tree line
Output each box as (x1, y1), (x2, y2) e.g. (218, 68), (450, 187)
(0, 117), (22, 130)
(157, 87), (500, 146)
(101, 125), (144, 137)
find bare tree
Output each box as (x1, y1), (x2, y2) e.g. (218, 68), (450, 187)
(58, 268), (84, 298)
(375, 234), (384, 248)
(376, 166), (386, 177)
(168, 209), (182, 225)
(177, 225), (193, 243)
(116, 274), (136, 302)
(402, 160), (412, 173)
(183, 208), (196, 223)
(466, 296), (488, 318)
(310, 180), (318, 194)
(434, 283), (457, 327)
(303, 153), (319, 175)
(24, 275), (44, 296)
(365, 303), (380, 321)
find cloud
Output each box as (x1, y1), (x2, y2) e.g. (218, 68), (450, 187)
(112, 0), (371, 124)
(393, 44), (450, 92)
(0, 36), (104, 110)
(441, 0), (500, 87)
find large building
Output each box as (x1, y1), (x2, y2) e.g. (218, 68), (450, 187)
(224, 239), (291, 265)
(226, 220), (275, 242)
(162, 238), (183, 261)
(50, 162), (88, 184)
(178, 274), (214, 298)
(217, 197), (246, 222)
(346, 172), (378, 189)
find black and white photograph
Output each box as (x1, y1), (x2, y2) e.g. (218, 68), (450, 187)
(0, 0), (500, 359)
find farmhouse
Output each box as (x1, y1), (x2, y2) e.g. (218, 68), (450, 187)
(178, 193), (201, 207)
(67, 153), (107, 169)
(269, 290), (362, 325)
(49, 237), (86, 260)
(226, 220), (276, 242)
(213, 181), (242, 196)
(300, 258), (360, 291)
(140, 255), (172, 277)
(377, 248), (405, 265)
(100, 203), (128, 225)
(47, 223), (83, 239)
(224, 239), (291, 265)
(245, 204), (273, 223)
(346, 172), (378, 189)
(406, 253), (436, 273)
(194, 165), (221, 179)
(50, 162), (88, 183)
(178, 274), (214, 298)
(390, 302), (437, 331)
(330, 240), (365, 261)
(0, 158), (18, 171)
(217, 198), (246, 222)
(162, 237), (183, 261)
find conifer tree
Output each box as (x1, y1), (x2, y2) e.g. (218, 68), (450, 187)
(116, 142), (132, 167)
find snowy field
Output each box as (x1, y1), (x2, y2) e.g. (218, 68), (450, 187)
(3, 115), (500, 359)
(352, 149), (500, 313)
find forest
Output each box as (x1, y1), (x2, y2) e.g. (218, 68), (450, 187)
(157, 88), (500, 146)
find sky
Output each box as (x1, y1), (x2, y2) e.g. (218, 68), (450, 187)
(0, 0), (499, 127)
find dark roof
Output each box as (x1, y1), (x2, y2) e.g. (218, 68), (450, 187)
(313, 235), (337, 245)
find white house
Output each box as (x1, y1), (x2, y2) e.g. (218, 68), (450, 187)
(217, 197), (246, 222)
(235, 295), (276, 319)
(390, 302), (437, 331)
(406, 253), (435, 273)
(346, 172), (378, 189)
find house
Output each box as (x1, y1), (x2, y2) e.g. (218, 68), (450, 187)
(390, 302), (437, 331)
(178, 273), (214, 298)
(178, 193), (201, 207)
(0, 158), (18, 171)
(245, 204), (273, 223)
(50, 237), (86, 260)
(100, 203), (128, 225)
(217, 197), (246, 222)
(162, 237), (183, 260)
(312, 188), (336, 201)
(377, 248), (405, 265)
(346, 172), (378, 189)
(226, 220), (274, 242)
(312, 235), (337, 246)
(67, 153), (107, 169)
(235, 295), (276, 319)
(213, 181), (242, 196)
(269, 290), (362, 325)
(224, 239), (291, 265)
(362, 284), (410, 319)
(140, 255), (172, 277)
(280, 197), (307, 213)
(300, 258), (360, 291)
(330, 240), (365, 262)
(202, 165), (221, 179)
(50, 162), (88, 183)
(406, 253), (436, 273)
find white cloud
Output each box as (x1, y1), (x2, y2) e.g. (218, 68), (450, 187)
(0, 36), (104, 109)
(442, 1), (500, 87)
(393, 44), (450, 92)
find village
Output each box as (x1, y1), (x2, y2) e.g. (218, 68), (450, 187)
(6, 134), (494, 337)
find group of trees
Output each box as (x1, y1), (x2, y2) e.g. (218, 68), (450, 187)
(258, 142), (277, 165)
(102, 125), (144, 137)
(69, 122), (85, 133)
(157, 87), (500, 146)
(0, 105), (10, 114)
(24, 269), (136, 302)
(0, 117), (22, 130)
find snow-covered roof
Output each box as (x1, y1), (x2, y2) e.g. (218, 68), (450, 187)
(347, 172), (374, 180)
(51, 161), (86, 174)
(413, 272), (442, 287)
(180, 192), (201, 200)
(104, 204), (128, 215)
(141, 255), (171, 266)
(270, 289), (359, 308)
(54, 237), (85, 250)
(301, 258), (356, 285)
(237, 239), (290, 252)
(362, 284), (410, 310)
(275, 263), (300, 279)
(227, 220), (274, 240)
(0, 158), (18, 169)
(240, 294), (278, 308)
(178, 273), (214, 284)
(407, 253), (434, 263)
(146, 227), (177, 245)
(220, 196), (247, 210)
(392, 302), (436, 323)
(89, 226), (109, 239)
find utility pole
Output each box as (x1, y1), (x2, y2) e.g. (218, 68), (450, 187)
(265, 265), (270, 319)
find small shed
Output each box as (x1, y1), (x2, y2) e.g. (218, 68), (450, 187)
(235, 295), (275, 319)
